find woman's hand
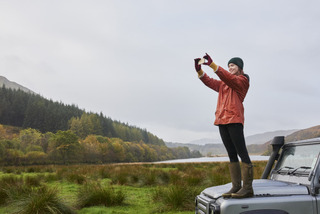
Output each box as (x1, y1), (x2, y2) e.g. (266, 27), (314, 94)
(194, 58), (204, 77)
(203, 53), (218, 71)
(203, 53), (213, 65)
(194, 58), (202, 72)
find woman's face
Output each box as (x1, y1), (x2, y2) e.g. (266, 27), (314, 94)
(228, 63), (240, 75)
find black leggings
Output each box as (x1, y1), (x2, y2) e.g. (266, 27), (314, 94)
(219, 123), (251, 164)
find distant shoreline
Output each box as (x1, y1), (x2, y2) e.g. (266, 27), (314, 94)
(155, 155), (269, 164)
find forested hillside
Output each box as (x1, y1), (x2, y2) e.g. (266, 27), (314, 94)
(0, 86), (202, 165)
(0, 124), (201, 165)
(0, 86), (163, 145)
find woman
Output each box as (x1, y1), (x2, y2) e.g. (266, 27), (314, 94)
(194, 53), (253, 198)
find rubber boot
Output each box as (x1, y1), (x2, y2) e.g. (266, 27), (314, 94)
(222, 162), (241, 198)
(231, 163), (254, 198)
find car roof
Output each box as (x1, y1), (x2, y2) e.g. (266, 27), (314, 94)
(285, 137), (320, 147)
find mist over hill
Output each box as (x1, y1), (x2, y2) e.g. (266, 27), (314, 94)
(245, 130), (298, 145)
(166, 129), (301, 156)
(184, 129), (297, 146)
(167, 126), (320, 156)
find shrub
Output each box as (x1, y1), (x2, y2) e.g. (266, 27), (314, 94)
(44, 173), (60, 182)
(24, 175), (43, 187)
(184, 168), (206, 186)
(66, 173), (87, 185)
(207, 171), (228, 186)
(7, 185), (75, 214)
(4, 184), (33, 204)
(110, 167), (129, 185)
(55, 167), (87, 184)
(1, 175), (23, 186)
(157, 170), (170, 185)
(0, 175), (28, 205)
(253, 161), (267, 179)
(168, 170), (183, 185)
(0, 186), (8, 205)
(76, 182), (125, 208)
(153, 184), (201, 211)
(98, 167), (111, 179)
(141, 170), (157, 186)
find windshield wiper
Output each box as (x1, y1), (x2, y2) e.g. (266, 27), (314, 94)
(276, 166), (294, 174)
(289, 166), (311, 175)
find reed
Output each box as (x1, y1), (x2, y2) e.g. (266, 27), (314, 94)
(0, 161), (267, 213)
(24, 174), (43, 186)
(76, 182), (125, 208)
(7, 185), (75, 214)
(153, 184), (201, 211)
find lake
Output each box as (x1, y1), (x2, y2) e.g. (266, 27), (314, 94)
(156, 156), (270, 163)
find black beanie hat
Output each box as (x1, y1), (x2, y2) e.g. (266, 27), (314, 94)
(228, 57), (244, 70)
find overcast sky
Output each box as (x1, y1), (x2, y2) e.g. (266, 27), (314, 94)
(1, 0), (319, 143)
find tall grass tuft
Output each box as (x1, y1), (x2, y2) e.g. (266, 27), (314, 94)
(66, 173), (87, 185)
(0, 188), (7, 205)
(0, 175), (24, 205)
(1, 174), (23, 186)
(153, 184), (201, 211)
(24, 175), (43, 187)
(76, 182), (125, 208)
(156, 170), (170, 185)
(168, 170), (183, 185)
(44, 173), (60, 182)
(7, 185), (75, 214)
(184, 168), (207, 186)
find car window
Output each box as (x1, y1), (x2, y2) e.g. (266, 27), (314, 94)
(276, 144), (320, 172)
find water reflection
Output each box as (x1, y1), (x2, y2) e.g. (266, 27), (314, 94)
(155, 156), (269, 163)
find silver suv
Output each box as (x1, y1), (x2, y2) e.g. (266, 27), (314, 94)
(195, 137), (320, 214)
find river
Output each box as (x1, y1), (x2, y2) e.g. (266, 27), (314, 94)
(155, 155), (270, 163)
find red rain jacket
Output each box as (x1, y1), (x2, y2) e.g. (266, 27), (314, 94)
(200, 66), (249, 125)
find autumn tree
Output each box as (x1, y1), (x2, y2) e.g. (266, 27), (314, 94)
(48, 130), (81, 164)
(69, 113), (103, 138)
(19, 128), (43, 153)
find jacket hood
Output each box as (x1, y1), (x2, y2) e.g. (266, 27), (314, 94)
(201, 179), (309, 199)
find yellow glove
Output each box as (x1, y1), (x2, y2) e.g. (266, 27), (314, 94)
(197, 69), (204, 78)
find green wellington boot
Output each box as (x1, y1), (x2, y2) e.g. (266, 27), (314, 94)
(231, 163), (254, 199)
(222, 162), (241, 198)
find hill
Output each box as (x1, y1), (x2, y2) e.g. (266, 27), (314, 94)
(0, 76), (34, 94)
(170, 126), (320, 156)
(285, 125), (320, 142)
(0, 123), (201, 165)
(186, 130), (297, 146)
(261, 125), (320, 155)
(245, 129), (298, 145)
(166, 129), (299, 156)
(166, 142), (227, 156)
(0, 81), (164, 145)
(0, 76), (202, 165)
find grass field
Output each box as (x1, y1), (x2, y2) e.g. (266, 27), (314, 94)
(0, 161), (267, 214)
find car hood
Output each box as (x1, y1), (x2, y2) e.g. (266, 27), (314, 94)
(201, 179), (309, 199)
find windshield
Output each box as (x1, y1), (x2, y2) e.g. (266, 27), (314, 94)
(275, 144), (320, 174)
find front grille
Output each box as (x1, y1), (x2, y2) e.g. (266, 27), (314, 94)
(195, 194), (220, 214)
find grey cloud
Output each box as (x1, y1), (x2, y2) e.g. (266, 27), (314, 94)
(0, 0), (319, 143)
